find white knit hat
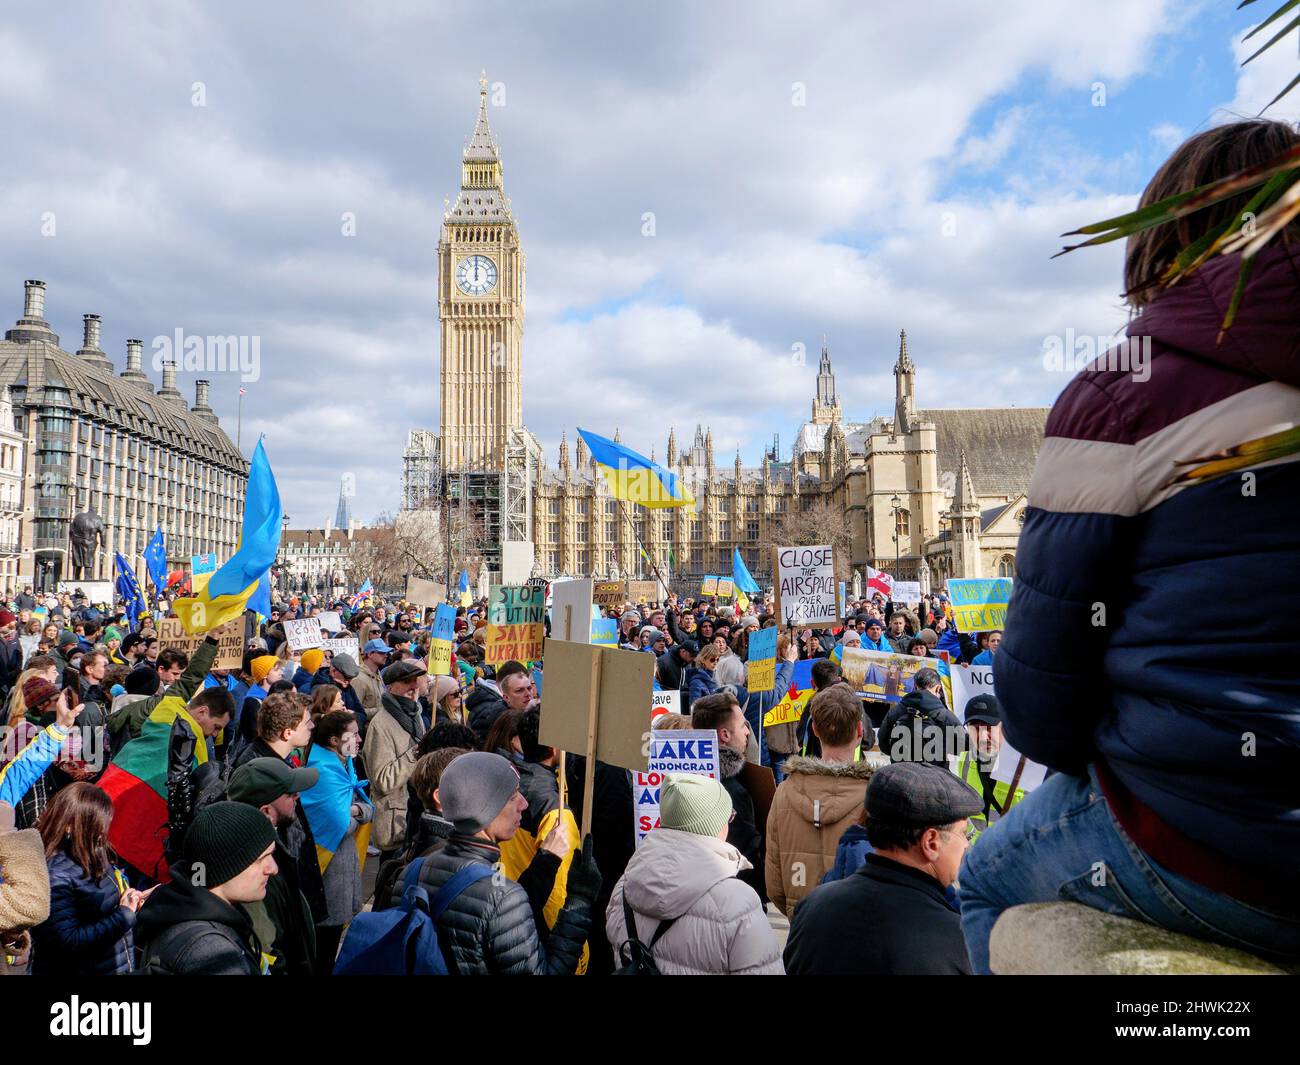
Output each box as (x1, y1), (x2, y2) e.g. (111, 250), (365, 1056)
(659, 774), (732, 837)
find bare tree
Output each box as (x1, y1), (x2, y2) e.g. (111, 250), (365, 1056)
(762, 498), (854, 580)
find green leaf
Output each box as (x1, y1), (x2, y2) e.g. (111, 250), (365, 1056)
(1241, 0), (1298, 42)
(1241, 12), (1300, 65)
(1261, 70), (1300, 114)
(1219, 255), (1257, 340)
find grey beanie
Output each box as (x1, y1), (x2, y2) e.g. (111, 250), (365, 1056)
(438, 752), (521, 834)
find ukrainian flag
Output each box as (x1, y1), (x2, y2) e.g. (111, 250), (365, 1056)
(458, 569), (471, 608)
(732, 547), (761, 596)
(172, 438), (282, 634)
(577, 428), (694, 509)
(762, 658), (815, 728)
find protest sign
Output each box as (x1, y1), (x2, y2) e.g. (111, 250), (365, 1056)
(539, 638), (655, 836)
(772, 545), (837, 627)
(429, 603), (457, 675)
(716, 577), (735, 598)
(994, 740), (1048, 793)
(593, 581), (625, 608)
(406, 576), (447, 609)
(284, 617), (323, 651)
(628, 580), (659, 604)
(651, 689), (681, 721)
(57, 580), (115, 605)
(191, 553), (218, 595)
(747, 626), (777, 692)
(841, 646), (953, 708)
(949, 662), (995, 721)
(321, 637), (359, 660)
(316, 610), (342, 632)
(890, 580), (921, 604)
(591, 618), (618, 646)
(486, 584), (546, 664)
(552, 579), (594, 642)
(633, 729), (721, 843)
(948, 578), (1012, 631)
(700, 575), (719, 596)
(156, 617), (244, 670)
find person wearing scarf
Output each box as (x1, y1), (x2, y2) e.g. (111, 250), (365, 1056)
(360, 660), (427, 861)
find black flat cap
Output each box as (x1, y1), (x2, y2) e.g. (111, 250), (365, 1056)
(963, 694), (1001, 725)
(866, 762), (983, 827)
(383, 659), (426, 685)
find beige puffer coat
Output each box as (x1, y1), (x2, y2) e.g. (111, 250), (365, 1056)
(764, 754), (875, 917)
(606, 829), (783, 975)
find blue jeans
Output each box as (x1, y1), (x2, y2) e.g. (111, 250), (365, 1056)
(959, 766), (1300, 974)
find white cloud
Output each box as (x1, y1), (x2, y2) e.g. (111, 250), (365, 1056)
(1223, 26), (1300, 122)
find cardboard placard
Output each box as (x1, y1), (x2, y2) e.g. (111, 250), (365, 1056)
(948, 578), (1012, 632)
(700, 576), (719, 596)
(890, 580), (921, 604)
(739, 762), (777, 840)
(429, 603), (457, 675)
(284, 616), (323, 651)
(772, 545), (837, 627)
(633, 729), (721, 844)
(316, 610), (342, 632)
(538, 638), (654, 774)
(156, 617), (244, 671)
(406, 576), (448, 608)
(485, 584), (545, 665)
(627, 580), (659, 605)
(593, 581), (625, 608)
(321, 637), (359, 660)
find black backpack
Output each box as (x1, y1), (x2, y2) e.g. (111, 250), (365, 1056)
(613, 895), (678, 975)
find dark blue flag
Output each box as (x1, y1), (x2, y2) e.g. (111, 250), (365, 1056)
(143, 527), (167, 598)
(115, 552), (145, 632)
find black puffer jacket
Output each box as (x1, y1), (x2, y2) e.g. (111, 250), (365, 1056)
(880, 687), (966, 767)
(134, 867), (264, 975)
(465, 684), (507, 745)
(393, 835), (591, 975)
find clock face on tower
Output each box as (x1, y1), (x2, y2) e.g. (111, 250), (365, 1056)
(456, 254), (498, 295)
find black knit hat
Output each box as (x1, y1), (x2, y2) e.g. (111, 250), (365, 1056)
(182, 801), (277, 889)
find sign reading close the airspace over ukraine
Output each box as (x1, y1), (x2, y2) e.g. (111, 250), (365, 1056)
(773, 545), (837, 627)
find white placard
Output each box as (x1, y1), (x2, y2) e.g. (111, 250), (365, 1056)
(993, 740), (1048, 792)
(550, 578), (594, 644)
(284, 616), (323, 651)
(774, 545), (837, 627)
(633, 729), (721, 844)
(651, 689), (681, 720)
(315, 610), (342, 632)
(321, 637), (359, 660)
(890, 581), (921, 603)
(949, 663), (996, 722)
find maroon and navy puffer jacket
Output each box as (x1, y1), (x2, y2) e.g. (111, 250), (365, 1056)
(997, 243), (1300, 883)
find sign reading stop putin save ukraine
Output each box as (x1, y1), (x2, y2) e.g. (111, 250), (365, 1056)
(486, 584), (546, 665)
(948, 578), (1013, 632)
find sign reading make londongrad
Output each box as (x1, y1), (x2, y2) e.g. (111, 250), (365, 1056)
(429, 603), (457, 675)
(773, 545), (837, 627)
(633, 729), (721, 844)
(486, 584), (545, 665)
(947, 578), (1012, 631)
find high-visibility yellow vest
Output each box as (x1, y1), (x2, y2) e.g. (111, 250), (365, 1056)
(956, 751), (1025, 839)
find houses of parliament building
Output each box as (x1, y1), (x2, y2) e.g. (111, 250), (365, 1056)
(405, 78), (1049, 590)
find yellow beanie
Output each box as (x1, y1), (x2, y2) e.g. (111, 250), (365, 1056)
(300, 648), (324, 674)
(251, 655), (279, 685)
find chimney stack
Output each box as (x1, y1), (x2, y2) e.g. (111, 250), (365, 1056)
(120, 339), (149, 383)
(158, 360), (185, 405)
(77, 313), (114, 373)
(5, 280), (58, 345)
(192, 378), (216, 421)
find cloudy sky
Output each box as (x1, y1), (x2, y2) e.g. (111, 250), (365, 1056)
(1, 1), (1295, 525)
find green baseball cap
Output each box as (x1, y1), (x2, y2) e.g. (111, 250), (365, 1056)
(227, 757), (319, 806)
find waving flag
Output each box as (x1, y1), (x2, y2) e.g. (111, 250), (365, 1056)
(301, 744), (371, 873)
(172, 438), (282, 634)
(458, 569), (471, 608)
(143, 527), (167, 597)
(249, 570), (272, 621)
(577, 427), (694, 509)
(866, 566), (893, 597)
(346, 578), (372, 609)
(114, 553), (146, 632)
(732, 547), (761, 596)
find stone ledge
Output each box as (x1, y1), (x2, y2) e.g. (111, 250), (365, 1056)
(989, 903), (1297, 975)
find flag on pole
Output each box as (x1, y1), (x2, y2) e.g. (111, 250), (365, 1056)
(114, 553), (146, 632)
(172, 438), (283, 634)
(576, 428), (694, 509)
(458, 569), (471, 608)
(866, 566), (894, 597)
(732, 547), (761, 596)
(143, 527), (167, 597)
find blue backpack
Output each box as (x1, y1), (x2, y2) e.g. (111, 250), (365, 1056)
(334, 857), (494, 975)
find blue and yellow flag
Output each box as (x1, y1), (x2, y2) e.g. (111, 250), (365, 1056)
(172, 438), (282, 634)
(762, 659), (815, 728)
(458, 569), (471, 608)
(577, 428), (694, 509)
(732, 546), (761, 596)
(301, 744), (371, 873)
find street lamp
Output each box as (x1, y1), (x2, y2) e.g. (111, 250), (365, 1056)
(280, 514), (290, 597)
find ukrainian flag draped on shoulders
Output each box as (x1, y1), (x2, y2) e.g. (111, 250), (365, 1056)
(172, 438), (282, 635)
(300, 744), (372, 874)
(577, 428), (694, 509)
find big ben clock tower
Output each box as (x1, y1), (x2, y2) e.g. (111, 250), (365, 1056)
(438, 73), (525, 471)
